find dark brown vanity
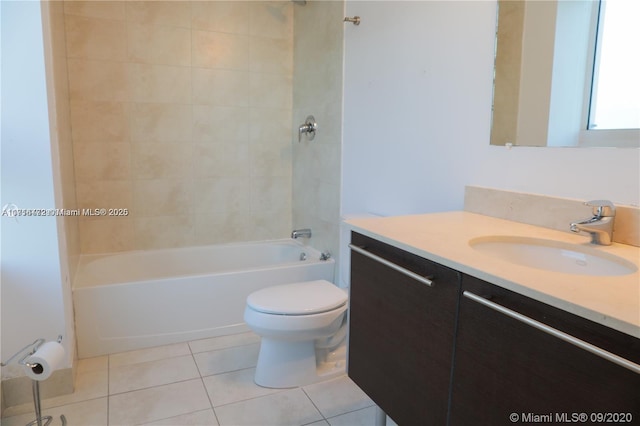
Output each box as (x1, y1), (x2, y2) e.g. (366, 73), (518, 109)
(348, 231), (640, 425)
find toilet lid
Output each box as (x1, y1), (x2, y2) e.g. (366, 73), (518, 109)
(247, 280), (348, 315)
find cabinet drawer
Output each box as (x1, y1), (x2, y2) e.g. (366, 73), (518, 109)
(450, 274), (640, 425)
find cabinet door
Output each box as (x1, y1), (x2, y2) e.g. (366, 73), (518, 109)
(450, 274), (640, 426)
(348, 233), (460, 425)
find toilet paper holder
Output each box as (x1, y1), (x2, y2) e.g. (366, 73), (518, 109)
(1, 336), (66, 426)
(1, 335), (61, 369)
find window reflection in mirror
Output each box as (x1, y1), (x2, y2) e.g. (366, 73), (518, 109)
(588, 0), (640, 130)
(490, 0), (639, 148)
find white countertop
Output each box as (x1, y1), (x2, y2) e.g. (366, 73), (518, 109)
(346, 211), (640, 338)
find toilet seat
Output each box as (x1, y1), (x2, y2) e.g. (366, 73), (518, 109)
(247, 280), (347, 315)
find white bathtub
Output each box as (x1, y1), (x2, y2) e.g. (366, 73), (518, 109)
(73, 240), (335, 358)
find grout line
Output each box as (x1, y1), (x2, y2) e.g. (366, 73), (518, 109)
(188, 340), (261, 356)
(136, 408), (215, 426)
(108, 374), (204, 398)
(300, 387), (327, 422)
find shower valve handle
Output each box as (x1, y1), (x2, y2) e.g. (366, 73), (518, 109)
(298, 115), (317, 142)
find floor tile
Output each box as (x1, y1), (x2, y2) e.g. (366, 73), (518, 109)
(189, 332), (260, 354)
(202, 368), (281, 407)
(108, 379), (211, 425)
(326, 406), (378, 426)
(193, 343), (260, 377)
(214, 388), (323, 426)
(3, 332), (372, 426)
(109, 343), (191, 368)
(303, 375), (373, 418)
(141, 409), (219, 426)
(110, 354), (200, 394)
(1, 397), (107, 426)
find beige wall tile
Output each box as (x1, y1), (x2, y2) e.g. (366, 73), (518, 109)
(132, 143), (193, 180)
(73, 142), (131, 181)
(127, 63), (191, 103)
(79, 218), (135, 254)
(249, 1), (292, 40)
(125, 1), (192, 28)
(127, 23), (191, 66)
(249, 73), (292, 109)
(251, 176), (291, 214)
(129, 103), (192, 143)
(62, 0), (299, 254)
(193, 211), (252, 245)
(291, 0), (344, 260)
(192, 68), (250, 106)
(249, 108), (291, 142)
(46, 1), (82, 291)
(250, 210), (292, 241)
(191, 1), (249, 34)
(192, 105), (249, 142)
(68, 58), (128, 101)
(70, 100), (129, 142)
(194, 142), (250, 178)
(76, 181), (132, 212)
(250, 141), (291, 178)
(193, 177), (250, 214)
(64, 1), (126, 21)
(65, 15), (126, 61)
(132, 179), (192, 217)
(316, 181), (340, 223)
(134, 216), (195, 250)
(192, 30), (249, 70)
(249, 36), (292, 75)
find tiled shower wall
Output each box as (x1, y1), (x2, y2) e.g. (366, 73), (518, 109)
(63, 1), (294, 253)
(292, 0), (344, 261)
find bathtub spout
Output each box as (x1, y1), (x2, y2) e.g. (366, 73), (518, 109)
(291, 228), (312, 239)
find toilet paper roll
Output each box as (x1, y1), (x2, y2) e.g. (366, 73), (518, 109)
(23, 341), (65, 381)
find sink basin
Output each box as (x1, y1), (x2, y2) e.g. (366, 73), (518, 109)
(469, 236), (637, 276)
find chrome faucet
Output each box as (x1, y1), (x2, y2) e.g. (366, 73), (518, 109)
(291, 228), (312, 239)
(570, 200), (616, 245)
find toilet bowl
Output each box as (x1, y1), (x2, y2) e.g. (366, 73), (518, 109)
(243, 280), (348, 388)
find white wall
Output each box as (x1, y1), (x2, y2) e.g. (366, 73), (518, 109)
(1, 1), (70, 376)
(342, 0), (639, 221)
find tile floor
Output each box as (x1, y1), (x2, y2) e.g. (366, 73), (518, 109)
(1, 332), (391, 426)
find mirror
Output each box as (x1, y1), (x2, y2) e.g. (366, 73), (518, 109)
(490, 0), (639, 148)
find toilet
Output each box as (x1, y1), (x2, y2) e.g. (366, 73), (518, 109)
(243, 280), (349, 388)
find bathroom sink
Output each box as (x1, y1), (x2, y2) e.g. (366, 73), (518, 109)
(469, 236), (637, 276)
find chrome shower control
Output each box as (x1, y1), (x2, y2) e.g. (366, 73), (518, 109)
(298, 115), (317, 142)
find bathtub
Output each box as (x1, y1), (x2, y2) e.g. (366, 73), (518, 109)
(73, 240), (335, 358)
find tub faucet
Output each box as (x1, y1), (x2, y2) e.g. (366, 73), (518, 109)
(291, 228), (312, 239)
(570, 200), (616, 245)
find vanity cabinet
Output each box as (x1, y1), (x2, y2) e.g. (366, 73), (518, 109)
(348, 233), (461, 425)
(348, 232), (640, 425)
(449, 273), (640, 425)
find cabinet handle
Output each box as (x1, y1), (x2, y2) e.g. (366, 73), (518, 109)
(463, 291), (640, 374)
(349, 244), (434, 287)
